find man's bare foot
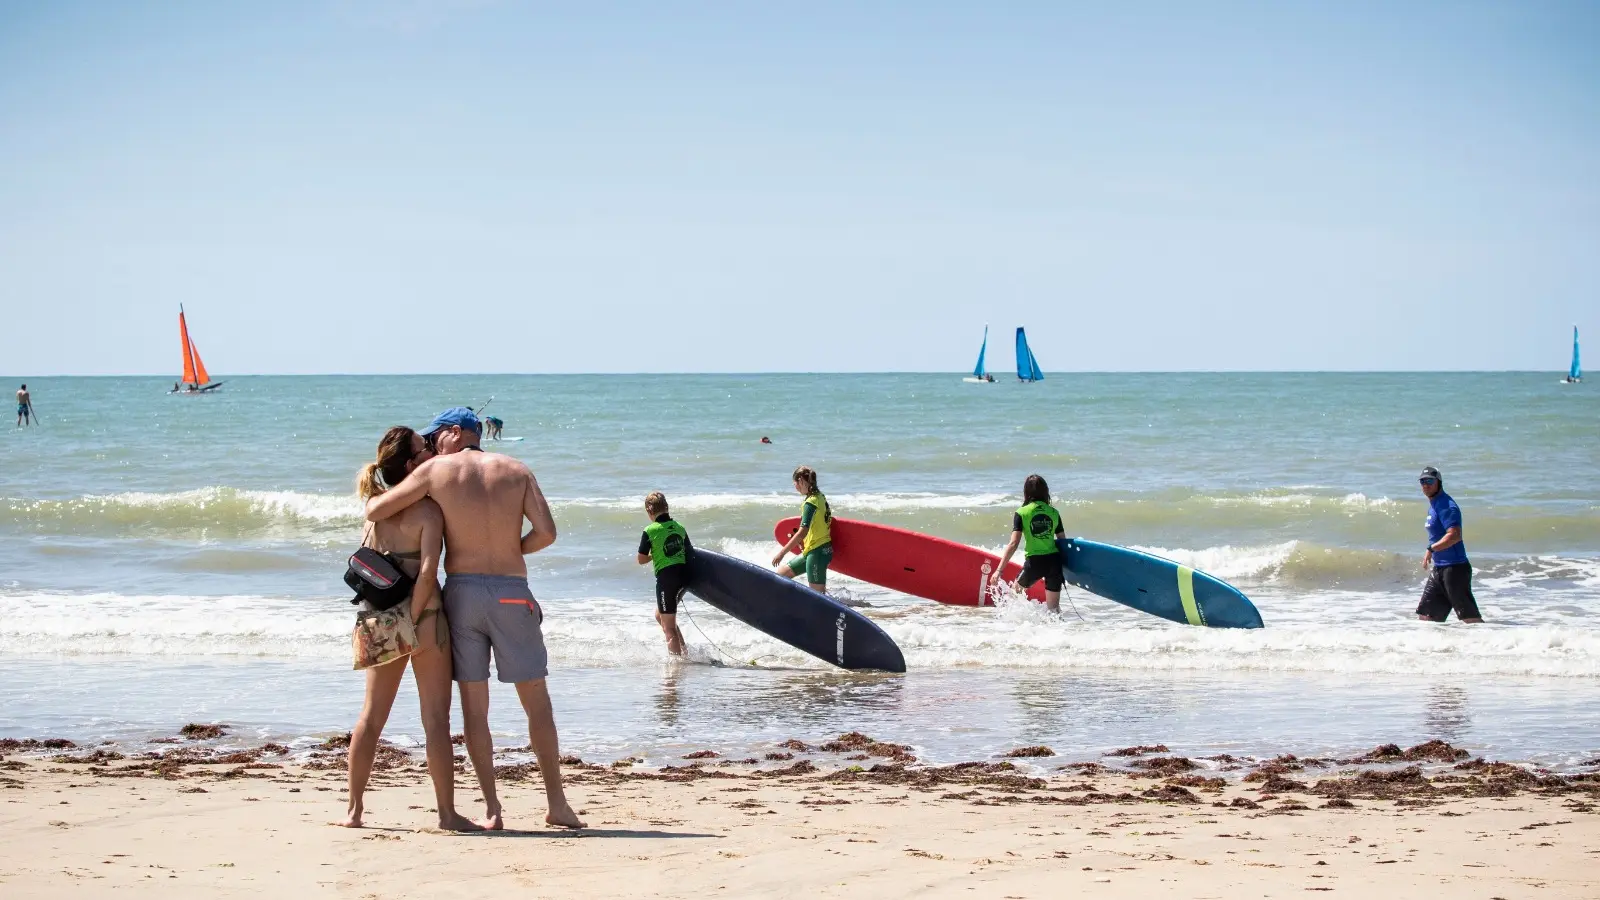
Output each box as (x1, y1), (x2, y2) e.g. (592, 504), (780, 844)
(546, 802), (586, 829)
(437, 811), (485, 832)
(339, 807), (364, 828)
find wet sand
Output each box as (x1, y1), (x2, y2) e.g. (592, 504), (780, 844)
(1, 732), (1597, 898)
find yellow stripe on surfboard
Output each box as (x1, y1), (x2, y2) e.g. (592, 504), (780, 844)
(1176, 565), (1204, 626)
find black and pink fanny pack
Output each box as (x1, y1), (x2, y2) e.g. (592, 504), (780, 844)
(344, 547), (414, 611)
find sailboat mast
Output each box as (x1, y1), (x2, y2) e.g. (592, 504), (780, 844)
(178, 304), (198, 387)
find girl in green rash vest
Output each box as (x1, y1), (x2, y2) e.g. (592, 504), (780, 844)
(991, 474), (1067, 613)
(772, 465), (833, 593)
(636, 492), (690, 656)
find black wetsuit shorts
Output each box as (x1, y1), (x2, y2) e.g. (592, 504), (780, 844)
(655, 564), (689, 616)
(1018, 551), (1064, 593)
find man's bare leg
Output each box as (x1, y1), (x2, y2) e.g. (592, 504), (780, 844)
(656, 612), (684, 656)
(411, 648), (482, 831)
(457, 680), (504, 830)
(341, 658), (406, 827)
(513, 678), (585, 828)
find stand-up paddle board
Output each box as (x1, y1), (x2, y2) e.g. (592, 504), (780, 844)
(685, 549), (906, 672)
(773, 517), (1043, 607)
(1059, 538), (1263, 629)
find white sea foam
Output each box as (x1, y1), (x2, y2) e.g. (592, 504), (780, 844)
(5, 585), (1596, 678)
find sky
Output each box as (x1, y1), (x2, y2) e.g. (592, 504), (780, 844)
(0, 1), (1596, 375)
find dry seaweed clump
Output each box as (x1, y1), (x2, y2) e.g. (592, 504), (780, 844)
(1128, 757), (1198, 778)
(1002, 746), (1055, 758)
(683, 750), (719, 760)
(1140, 785), (1200, 804)
(819, 732), (917, 763)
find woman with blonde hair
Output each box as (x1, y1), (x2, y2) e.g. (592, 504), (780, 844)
(343, 426), (480, 831)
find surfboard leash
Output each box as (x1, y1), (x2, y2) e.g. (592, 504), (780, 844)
(1062, 585), (1087, 623)
(679, 601), (746, 666)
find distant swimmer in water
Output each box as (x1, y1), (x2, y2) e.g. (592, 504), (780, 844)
(760, 436), (772, 444)
(772, 466), (833, 593)
(16, 384), (33, 427)
(483, 416), (504, 440)
(991, 474), (1066, 613)
(636, 491), (691, 656)
(1416, 466), (1483, 624)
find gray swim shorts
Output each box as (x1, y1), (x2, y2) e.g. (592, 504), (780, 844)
(442, 574), (548, 683)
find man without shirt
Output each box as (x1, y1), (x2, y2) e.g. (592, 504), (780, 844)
(364, 407), (584, 829)
(16, 384), (32, 427)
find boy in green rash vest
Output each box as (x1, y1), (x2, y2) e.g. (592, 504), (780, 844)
(991, 474), (1066, 613)
(636, 492), (690, 655)
(771, 465), (833, 593)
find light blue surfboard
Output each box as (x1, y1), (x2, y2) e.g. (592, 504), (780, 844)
(1059, 538), (1263, 629)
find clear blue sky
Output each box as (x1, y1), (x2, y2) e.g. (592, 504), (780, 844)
(1, 1), (1595, 375)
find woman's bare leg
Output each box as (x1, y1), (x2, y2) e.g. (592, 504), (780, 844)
(410, 647), (481, 831)
(342, 658), (407, 827)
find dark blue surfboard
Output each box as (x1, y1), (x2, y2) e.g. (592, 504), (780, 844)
(685, 550), (907, 672)
(1059, 538), (1264, 629)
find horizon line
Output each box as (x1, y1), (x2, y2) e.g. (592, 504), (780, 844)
(2, 370), (1577, 379)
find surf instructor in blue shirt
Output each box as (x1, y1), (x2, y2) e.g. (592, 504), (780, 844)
(1416, 466), (1483, 624)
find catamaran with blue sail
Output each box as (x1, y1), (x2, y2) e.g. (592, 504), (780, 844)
(962, 325), (995, 383)
(1015, 327), (1044, 383)
(1564, 326), (1581, 384)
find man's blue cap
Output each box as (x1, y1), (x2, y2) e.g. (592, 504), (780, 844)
(420, 407), (481, 436)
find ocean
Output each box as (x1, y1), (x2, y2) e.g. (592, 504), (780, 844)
(2, 373), (1597, 768)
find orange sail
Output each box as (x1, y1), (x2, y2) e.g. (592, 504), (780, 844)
(179, 308), (198, 386)
(190, 339), (211, 386)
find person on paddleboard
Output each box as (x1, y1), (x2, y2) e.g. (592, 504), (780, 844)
(772, 465), (833, 593)
(483, 416), (504, 440)
(16, 384), (33, 427)
(1416, 466), (1483, 624)
(636, 492), (691, 656)
(992, 474), (1066, 613)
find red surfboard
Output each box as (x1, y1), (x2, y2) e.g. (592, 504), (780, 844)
(773, 517), (1046, 606)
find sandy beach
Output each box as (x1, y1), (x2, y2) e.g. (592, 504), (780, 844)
(2, 732), (1596, 898)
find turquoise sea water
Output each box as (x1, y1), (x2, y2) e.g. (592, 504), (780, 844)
(1, 374), (1597, 765)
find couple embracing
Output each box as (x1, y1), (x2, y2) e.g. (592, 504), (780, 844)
(344, 407), (583, 832)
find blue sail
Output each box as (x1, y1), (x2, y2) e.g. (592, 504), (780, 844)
(1015, 327), (1043, 382)
(1573, 326), (1582, 381)
(973, 326), (988, 378)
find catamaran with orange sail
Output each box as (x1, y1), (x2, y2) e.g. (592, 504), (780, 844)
(170, 305), (223, 394)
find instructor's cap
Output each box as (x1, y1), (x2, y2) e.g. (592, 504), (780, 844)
(1419, 466), (1441, 481)
(420, 407), (481, 436)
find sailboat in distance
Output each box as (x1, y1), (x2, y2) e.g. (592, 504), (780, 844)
(170, 305), (223, 394)
(1564, 326), (1582, 384)
(1015, 327), (1044, 383)
(962, 325), (995, 383)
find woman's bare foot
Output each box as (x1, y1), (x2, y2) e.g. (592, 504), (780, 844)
(339, 805), (364, 828)
(479, 808), (504, 831)
(437, 811), (485, 832)
(546, 802), (586, 829)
